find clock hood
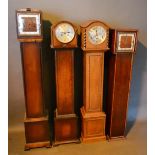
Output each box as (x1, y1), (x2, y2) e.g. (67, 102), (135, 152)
(52, 21), (78, 32)
(80, 20), (110, 29)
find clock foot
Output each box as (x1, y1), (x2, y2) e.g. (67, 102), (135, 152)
(107, 136), (127, 141)
(24, 146), (30, 151)
(106, 135), (110, 142)
(53, 139), (81, 147)
(24, 141), (51, 150)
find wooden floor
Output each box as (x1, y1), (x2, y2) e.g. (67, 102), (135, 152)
(8, 120), (146, 155)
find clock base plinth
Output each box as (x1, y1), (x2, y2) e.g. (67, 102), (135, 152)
(24, 141), (51, 151)
(53, 139), (80, 147)
(106, 135), (126, 142)
(80, 107), (106, 143)
(24, 115), (51, 149)
(81, 134), (106, 143)
(54, 111), (79, 145)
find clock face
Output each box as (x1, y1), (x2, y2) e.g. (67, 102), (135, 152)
(88, 26), (106, 45)
(55, 23), (75, 43)
(117, 33), (135, 51)
(17, 13), (41, 36)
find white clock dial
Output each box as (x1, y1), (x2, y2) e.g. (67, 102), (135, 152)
(88, 26), (106, 45)
(55, 23), (75, 43)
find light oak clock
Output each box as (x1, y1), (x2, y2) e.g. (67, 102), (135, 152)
(16, 8), (50, 150)
(80, 20), (109, 142)
(106, 29), (138, 140)
(51, 21), (79, 145)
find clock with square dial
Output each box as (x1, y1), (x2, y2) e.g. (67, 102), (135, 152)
(117, 32), (136, 51)
(106, 29), (138, 140)
(111, 29), (138, 53)
(16, 8), (42, 38)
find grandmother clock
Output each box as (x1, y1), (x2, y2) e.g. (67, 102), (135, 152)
(106, 29), (138, 140)
(16, 8), (50, 150)
(51, 21), (80, 145)
(80, 21), (109, 142)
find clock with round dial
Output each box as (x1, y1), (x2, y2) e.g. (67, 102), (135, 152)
(88, 26), (106, 45)
(80, 21), (109, 50)
(55, 23), (75, 43)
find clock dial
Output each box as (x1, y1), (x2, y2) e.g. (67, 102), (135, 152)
(22, 17), (37, 32)
(117, 33), (135, 51)
(17, 13), (41, 36)
(55, 23), (75, 43)
(88, 26), (106, 45)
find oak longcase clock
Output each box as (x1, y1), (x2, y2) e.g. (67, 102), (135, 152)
(106, 29), (138, 140)
(80, 20), (109, 142)
(16, 8), (50, 150)
(51, 21), (80, 145)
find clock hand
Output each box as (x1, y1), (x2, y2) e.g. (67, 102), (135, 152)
(60, 31), (70, 33)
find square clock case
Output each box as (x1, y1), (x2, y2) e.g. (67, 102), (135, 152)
(106, 29), (138, 140)
(16, 8), (51, 150)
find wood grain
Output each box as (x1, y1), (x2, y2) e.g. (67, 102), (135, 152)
(21, 42), (44, 118)
(83, 52), (104, 112)
(55, 50), (74, 115)
(24, 116), (50, 143)
(54, 115), (78, 142)
(106, 53), (133, 138)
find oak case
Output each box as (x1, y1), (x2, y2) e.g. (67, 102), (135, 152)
(51, 21), (80, 145)
(81, 20), (109, 51)
(80, 20), (109, 142)
(106, 29), (138, 140)
(16, 8), (50, 150)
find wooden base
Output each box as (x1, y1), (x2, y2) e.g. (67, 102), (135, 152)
(80, 107), (106, 142)
(81, 134), (106, 143)
(54, 111), (79, 145)
(24, 141), (51, 151)
(106, 135), (126, 142)
(53, 139), (80, 147)
(24, 115), (50, 149)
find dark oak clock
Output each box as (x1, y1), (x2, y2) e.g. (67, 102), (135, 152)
(106, 29), (138, 140)
(16, 8), (50, 150)
(51, 21), (80, 145)
(80, 20), (109, 142)
(16, 8), (42, 40)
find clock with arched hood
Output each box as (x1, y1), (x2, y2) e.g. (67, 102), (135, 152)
(80, 20), (109, 51)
